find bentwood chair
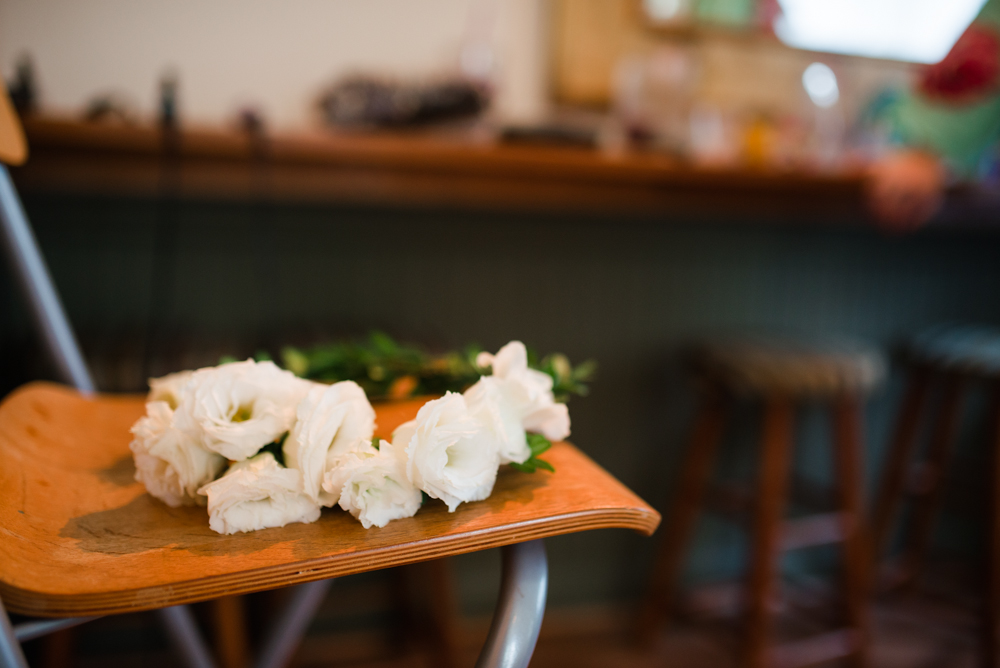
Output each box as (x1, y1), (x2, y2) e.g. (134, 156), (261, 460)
(0, 86), (660, 668)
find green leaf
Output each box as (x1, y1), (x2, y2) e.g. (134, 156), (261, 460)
(527, 433), (552, 457)
(218, 355), (238, 365)
(509, 453), (555, 474)
(533, 458), (555, 473)
(509, 460), (538, 473)
(372, 436), (381, 451)
(254, 349), (273, 362)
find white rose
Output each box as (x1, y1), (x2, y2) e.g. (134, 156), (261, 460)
(283, 381), (376, 505)
(176, 359), (314, 461)
(464, 376), (530, 464)
(148, 370), (193, 409)
(468, 341), (571, 458)
(130, 400), (226, 507)
(398, 392), (500, 512)
(322, 439), (421, 528)
(522, 402), (570, 442)
(197, 452), (321, 535)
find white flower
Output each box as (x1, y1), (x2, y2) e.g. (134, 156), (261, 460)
(467, 341), (570, 462)
(398, 392), (500, 512)
(523, 402), (570, 442)
(176, 360), (314, 461)
(464, 376), (530, 464)
(148, 370), (193, 409)
(197, 452), (320, 535)
(322, 439), (421, 528)
(130, 400), (226, 507)
(283, 381), (376, 505)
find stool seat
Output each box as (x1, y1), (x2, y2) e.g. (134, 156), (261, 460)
(695, 337), (886, 396)
(911, 325), (1000, 376)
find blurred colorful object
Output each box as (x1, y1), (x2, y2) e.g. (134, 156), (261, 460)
(242, 332), (596, 402)
(919, 24), (1000, 101)
(774, 0), (987, 63)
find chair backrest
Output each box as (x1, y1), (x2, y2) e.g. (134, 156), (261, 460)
(0, 86), (27, 166)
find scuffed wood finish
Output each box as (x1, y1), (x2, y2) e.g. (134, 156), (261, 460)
(0, 382), (659, 617)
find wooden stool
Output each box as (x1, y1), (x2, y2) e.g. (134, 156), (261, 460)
(871, 325), (1000, 666)
(637, 337), (885, 668)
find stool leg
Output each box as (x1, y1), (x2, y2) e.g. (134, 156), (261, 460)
(424, 559), (462, 668)
(984, 387), (1000, 668)
(636, 389), (729, 645)
(833, 396), (872, 668)
(871, 367), (931, 563)
(210, 596), (248, 668)
(745, 396), (794, 668)
(898, 375), (966, 588)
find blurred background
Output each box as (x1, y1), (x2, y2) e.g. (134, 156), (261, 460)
(3, 0), (1000, 666)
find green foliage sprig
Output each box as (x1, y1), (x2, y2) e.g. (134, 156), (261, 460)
(258, 331), (595, 403)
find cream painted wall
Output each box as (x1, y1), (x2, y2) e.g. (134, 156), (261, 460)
(0, 0), (550, 129)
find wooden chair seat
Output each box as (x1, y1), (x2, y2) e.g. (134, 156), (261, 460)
(0, 382), (659, 618)
(911, 324), (1000, 377)
(695, 337), (886, 396)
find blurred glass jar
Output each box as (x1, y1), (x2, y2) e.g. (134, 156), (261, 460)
(612, 45), (701, 154)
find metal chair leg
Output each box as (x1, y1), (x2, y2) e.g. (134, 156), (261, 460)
(158, 606), (219, 668)
(0, 596), (29, 668)
(253, 580), (334, 668)
(14, 616), (97, 643)
(0, 164), (94, 393)
(475, 540), (549, 668)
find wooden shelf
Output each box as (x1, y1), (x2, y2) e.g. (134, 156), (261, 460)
(11, 116), (869, 220)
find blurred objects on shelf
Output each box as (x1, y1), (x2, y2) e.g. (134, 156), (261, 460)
(498, 122), (599, 148)
(318, 77), (487, 128)
(687, 103), (739, 166)
(643, 0), (770, 31)
(82, 93), (138, 125)
(6, 54), (38, 116)
(552, 0), (915, 167)
(159, 71), (179, 131)
(802, 61), (848, 169)
(612, 46), (699, 155)
(235, 106), (266, 136)
(608, 44), (852, 169)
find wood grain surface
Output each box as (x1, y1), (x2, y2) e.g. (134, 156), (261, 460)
(0, 382), (659, 617)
